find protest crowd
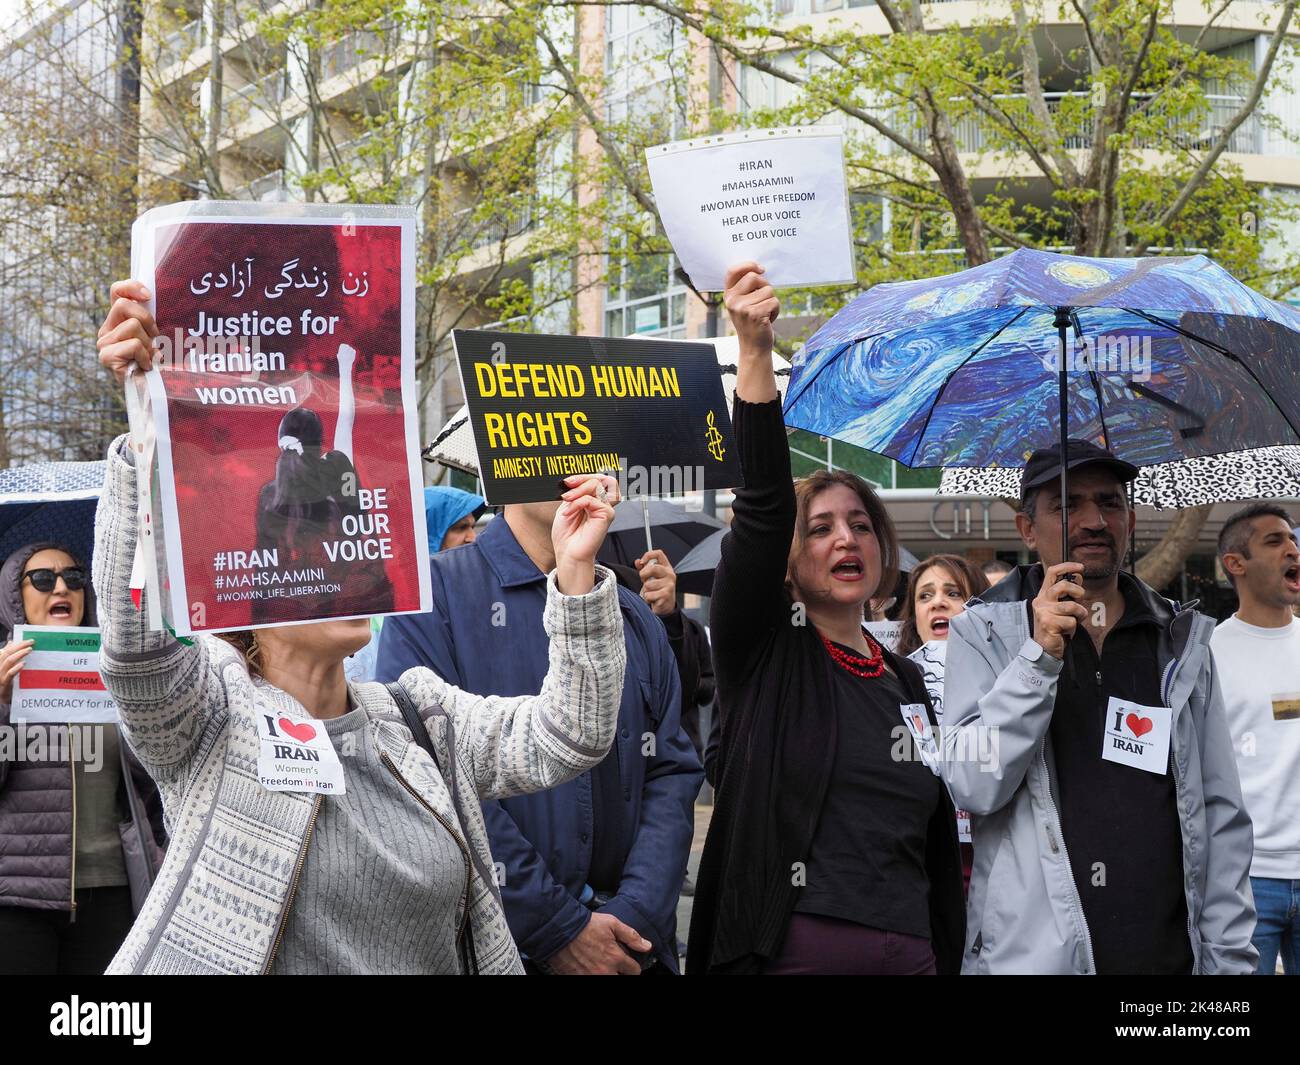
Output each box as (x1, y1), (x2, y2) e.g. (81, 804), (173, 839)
(0, 247), (1297, 980)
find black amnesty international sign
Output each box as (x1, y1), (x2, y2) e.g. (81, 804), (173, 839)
(452, 330), (742, 504)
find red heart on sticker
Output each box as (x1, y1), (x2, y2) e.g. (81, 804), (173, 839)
(279, 717), (316, 743)
(1125, 713), (1153, 739)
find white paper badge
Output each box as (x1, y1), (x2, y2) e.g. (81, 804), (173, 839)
(1100, 696), (1172, 775)
(901, 702), (940, 774)
(956, 809), (972, 845)
(256, 711), (346, 795)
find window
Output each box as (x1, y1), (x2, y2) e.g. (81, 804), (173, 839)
(603, 252), (689, 338)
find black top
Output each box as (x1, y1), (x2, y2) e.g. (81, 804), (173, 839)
(1028, 566), (1193, 975)
(794, 649), (944, 937)
(685, 397), (965, 974)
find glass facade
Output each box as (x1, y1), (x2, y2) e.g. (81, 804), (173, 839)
(0, 0), (127, 465)
(603, 5), (691, 339)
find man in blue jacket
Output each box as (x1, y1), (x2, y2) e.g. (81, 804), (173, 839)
(377, 488), (702, 974)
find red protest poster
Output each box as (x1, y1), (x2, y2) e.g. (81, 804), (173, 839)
(130, 202), (429, 636)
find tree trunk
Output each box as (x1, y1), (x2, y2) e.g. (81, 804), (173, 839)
(1135, 504), (1212, 593)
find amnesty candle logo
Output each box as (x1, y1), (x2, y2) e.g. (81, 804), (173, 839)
(706, 411), (726, 462)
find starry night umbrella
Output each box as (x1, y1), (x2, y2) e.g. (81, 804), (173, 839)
(783, 248), (1300, 564)
(0, 460), (106, 572)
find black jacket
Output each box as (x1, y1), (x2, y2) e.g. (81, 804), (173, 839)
(685, 398), (965, 974)
(0, 541), (166, 913)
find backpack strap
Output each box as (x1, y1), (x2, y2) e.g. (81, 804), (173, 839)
(385, 681), (441, 774)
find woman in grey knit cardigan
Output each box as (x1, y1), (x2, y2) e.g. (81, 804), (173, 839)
(93, 280), (632, 974)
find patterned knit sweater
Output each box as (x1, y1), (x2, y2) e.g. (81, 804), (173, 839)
(93, 436), (626, 974)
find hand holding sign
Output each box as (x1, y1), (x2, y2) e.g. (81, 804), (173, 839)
(553, 473), (621, 595)
(724, 262), (779, 356)
(97, 279), (159, 384)
(726, 262), (782, 405)
(0, 639), (35, 704)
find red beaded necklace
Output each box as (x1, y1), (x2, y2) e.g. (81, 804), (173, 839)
(820, 631), (885, 679)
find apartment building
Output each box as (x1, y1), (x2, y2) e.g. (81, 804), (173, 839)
(6, 0), (1299, 546)
(0, 0), (134, 465)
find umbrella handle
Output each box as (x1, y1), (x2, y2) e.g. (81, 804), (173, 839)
(1055, 307), (1077, 687)
(642, 497), (653, 554)
(1055, 307), (1073, 583)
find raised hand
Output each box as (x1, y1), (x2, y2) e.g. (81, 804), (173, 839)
(724, 261), (779, 358)
(552, 473), (620, 595)
(725, 262), (780, 403)
(96, 280), (159, 383)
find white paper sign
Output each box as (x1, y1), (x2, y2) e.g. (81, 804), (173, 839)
(646, 127), (855, 291)
(256, 710), (346, 794)
(865, 619), (902, 653)
(10, 626), (119, 724)
(1100, 696), (1172, 775)
(901, 702), (940, 775)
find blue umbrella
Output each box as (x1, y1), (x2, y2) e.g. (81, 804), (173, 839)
(0, 461), (106, 570)
(785, 249), (1300, 561)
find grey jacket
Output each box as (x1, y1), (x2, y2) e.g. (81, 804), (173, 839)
(95, 436), (626, 974)
(940, 565), (1257, 975)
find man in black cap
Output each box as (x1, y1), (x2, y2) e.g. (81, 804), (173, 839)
(937, 439), (1257, 974)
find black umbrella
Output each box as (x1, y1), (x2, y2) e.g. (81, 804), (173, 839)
(0, 461), (106, 570)
(596, 499), (725, 569)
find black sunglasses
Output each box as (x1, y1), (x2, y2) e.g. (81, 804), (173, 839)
(21, 567), (88, 593)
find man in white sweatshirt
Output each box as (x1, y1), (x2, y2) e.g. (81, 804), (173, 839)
(1213, 502), (1300, 975)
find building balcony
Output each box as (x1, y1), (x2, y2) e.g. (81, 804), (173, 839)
(158, 18), (205, 71)
(330, 128), (388, 167)
(321, 30), (390, 81)
(226, 70), (288, 125)
(925, 91), (1262, 157)
(232, 168), (289, 201)
(445, 201), (534, 250)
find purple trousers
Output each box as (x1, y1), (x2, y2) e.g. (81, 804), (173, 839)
(763, 913), (937, 975)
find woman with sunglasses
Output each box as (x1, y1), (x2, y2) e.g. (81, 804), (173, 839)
(0, 544), (166, 975)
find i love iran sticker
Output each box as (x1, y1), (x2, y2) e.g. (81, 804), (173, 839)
(256, 711), (346, 794)
(1100, 696), (1172, 775)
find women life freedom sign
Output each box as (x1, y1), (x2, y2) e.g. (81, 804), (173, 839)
(128, 202), (429, 636)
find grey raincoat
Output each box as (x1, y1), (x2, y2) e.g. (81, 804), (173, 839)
(940, 565), (1256, 975)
